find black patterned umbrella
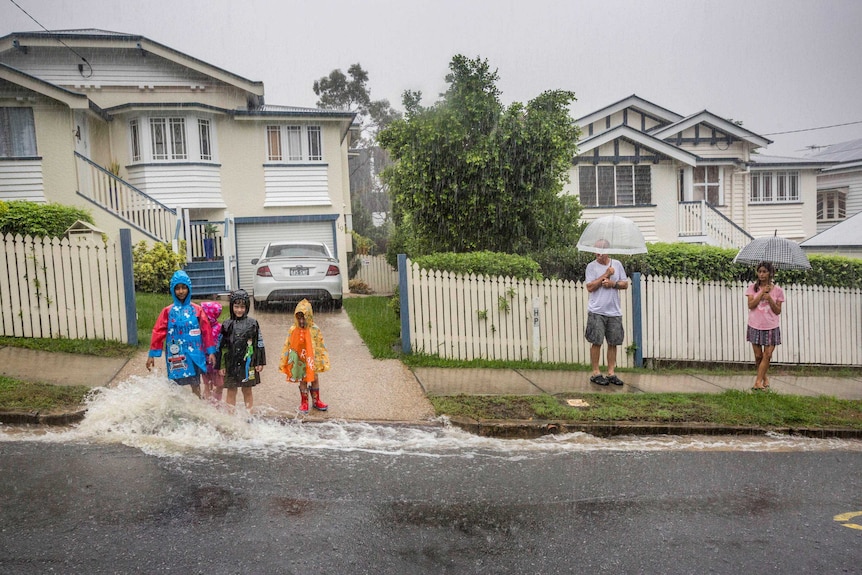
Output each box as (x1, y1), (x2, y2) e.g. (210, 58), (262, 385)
(733, 233), (812, 270)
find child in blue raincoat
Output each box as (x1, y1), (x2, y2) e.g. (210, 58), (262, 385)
(145, 270), (217, 398)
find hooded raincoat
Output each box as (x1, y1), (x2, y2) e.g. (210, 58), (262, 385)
(148, 270), (217, 380)
(219, 290), (266, 385)
(279, 299), (330, 384)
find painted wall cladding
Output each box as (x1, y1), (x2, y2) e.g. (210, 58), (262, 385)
(0, 160), (45, 201)
(126, 164), (226, 209)
(263, 165), (331, 207)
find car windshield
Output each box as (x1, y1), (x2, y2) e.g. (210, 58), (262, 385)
(266, 244), (328, 258)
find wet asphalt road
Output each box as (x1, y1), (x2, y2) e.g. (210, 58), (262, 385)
(1, 442), (861, 574)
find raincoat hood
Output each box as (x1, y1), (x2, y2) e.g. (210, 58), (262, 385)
(228, 289), (251, 320)
(293, 299), (315, 327)
(169, 270), (192, 305)
(200, 301), (223, 341)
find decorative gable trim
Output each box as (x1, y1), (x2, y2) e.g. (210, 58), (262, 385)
(576, 94), (684, 129)
(574, 125), (698, 166)
(652, 111), (772, 148)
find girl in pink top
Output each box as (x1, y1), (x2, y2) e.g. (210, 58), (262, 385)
(745, 261), (785, 391)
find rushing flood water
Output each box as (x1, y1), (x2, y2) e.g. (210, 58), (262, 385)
(2, 374), (861, 458)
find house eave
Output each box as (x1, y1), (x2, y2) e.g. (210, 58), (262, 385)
(0, 30), (265, 99)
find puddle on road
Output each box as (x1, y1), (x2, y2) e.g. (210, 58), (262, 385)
(1, 375), (860, 458)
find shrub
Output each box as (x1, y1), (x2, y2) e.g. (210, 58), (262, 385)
(532, 242), (862, 289)
(133, 240), (187, 293)
(0, 200), (94, 238)
(412, 251), (543, 281)
(349, 278), (373, 294)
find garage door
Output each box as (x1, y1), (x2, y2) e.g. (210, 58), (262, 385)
(235, 221), (335, 292)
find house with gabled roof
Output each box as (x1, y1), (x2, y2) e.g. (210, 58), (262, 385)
(0, 29), (356, 295)
(564, 95), (833, 248)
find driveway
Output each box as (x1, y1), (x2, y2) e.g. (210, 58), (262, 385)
(113, 298), (436, 422)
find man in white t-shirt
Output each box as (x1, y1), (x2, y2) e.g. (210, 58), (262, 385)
(584, 239), (628, 386)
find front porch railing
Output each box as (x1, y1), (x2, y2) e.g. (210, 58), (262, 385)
(678, 200), (753, 248)
(75, 152), (177, 243)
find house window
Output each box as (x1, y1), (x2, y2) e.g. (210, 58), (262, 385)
(751, 171), (799, 203)
(693, 166), (722, 204)
(307, 126), (322, 161)
(0, 107), (38, 158)
(266, 125), (323, 163)
(169, 118), (187, 160)
(131, 115), (212, 163)
(266, 125), (282, 161)
(578, 165), (651, 206)
(198, 119), (212, 161)
(129, 119), (141, 162)
(286, 126), (302, 161)
(817, 189), (846, 222)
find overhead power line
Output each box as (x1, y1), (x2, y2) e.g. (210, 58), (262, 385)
(764, 120), (862, 136)
(7, 0), (93, 77)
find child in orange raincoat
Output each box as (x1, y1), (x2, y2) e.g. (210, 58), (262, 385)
(279, 299), (330, 414)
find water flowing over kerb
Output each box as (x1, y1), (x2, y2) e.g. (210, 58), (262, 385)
(1, 374), (860, 457)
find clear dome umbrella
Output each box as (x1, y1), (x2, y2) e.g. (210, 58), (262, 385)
(576, 215), (648, 255)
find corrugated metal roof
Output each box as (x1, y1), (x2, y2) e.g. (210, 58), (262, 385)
(805, 138), (862, 163)
(800, 211), (862, 247)
(749, 154), (835, 168)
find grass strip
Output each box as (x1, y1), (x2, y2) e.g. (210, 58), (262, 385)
(0, 376), (91, 412)
(428, 392), (862, 429)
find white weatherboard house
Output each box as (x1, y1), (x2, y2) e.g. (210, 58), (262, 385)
(798, 138), (862, 258)
(564, 95), (834, 248)
(0, 29), (356, 295)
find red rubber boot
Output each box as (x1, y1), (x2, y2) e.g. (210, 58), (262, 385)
(310, 388), (328, 411)
(299, 389), (309, 413)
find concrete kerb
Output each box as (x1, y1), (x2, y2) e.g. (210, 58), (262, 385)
(4, 408), (862, 441)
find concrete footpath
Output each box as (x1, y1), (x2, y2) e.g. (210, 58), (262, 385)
(1, 301), (861, 435)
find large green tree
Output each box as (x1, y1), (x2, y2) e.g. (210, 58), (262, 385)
(314, 64), (399, 254)
(378, 55), (582, 256)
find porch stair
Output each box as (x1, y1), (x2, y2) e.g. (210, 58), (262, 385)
(184, 261), (227, 297)
(75, 152), (177, 243)
(678, 200), (753, 249)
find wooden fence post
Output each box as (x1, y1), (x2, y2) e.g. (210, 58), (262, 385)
(120, 229), (138, 345)
(398, 253), (411, 354)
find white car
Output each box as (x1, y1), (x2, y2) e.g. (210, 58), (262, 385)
(251, 241), (343, 310)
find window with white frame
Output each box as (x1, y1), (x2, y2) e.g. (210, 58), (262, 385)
(817, 189), (846, 222)
(129, 119), (141, 162)
(266, 124), (323, 162)
(198, 119), (212, 161)
(578, 165), (651, 207)
(0, 107), (37, 158)
(693, 166), (722, 205)
(129, 114), (214, 163)
(750, 171), (799, 203)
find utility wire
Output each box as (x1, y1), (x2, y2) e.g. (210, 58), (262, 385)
(764, 120), (862, 136)
(7, 0), (93, 77)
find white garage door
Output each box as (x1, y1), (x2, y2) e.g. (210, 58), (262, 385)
(235, 221), (335, 291)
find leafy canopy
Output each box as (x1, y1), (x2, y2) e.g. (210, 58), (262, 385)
(378, 55), (583, 256)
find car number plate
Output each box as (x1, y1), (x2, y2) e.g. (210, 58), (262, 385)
(289, 267), (309, 276)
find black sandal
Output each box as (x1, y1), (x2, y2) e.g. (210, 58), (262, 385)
(590, 374), (608, 386)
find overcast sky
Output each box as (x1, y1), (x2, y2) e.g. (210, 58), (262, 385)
(2, 0), (861, 156)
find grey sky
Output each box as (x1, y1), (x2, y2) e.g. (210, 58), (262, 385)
(2, 0), (861, 156)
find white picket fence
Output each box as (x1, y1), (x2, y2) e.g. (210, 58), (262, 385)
(353, 254), (399, 294)
(401, 260), (862, 367)
(0, 233), (132, 342)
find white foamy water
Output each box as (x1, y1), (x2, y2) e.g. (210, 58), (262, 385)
(1, 374), (860, 458)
